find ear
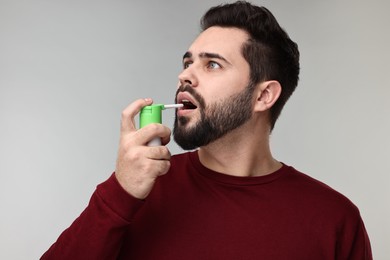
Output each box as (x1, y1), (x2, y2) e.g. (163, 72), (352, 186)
(253, 80), (282, 112)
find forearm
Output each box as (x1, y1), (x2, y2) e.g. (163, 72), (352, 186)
(41, 173), (144, 260)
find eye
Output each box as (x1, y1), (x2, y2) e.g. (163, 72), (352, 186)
(183, 60), (192, 69)
(207, 61), (221, 69)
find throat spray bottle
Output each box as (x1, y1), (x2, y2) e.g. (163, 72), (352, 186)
(139, 104), (183, 146)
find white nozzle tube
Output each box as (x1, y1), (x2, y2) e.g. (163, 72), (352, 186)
(163, 104), (183, 109)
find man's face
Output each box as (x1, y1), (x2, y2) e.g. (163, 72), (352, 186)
(173, 26), (254, 150)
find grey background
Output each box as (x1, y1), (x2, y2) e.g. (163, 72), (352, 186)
(1, 0), (389, 259)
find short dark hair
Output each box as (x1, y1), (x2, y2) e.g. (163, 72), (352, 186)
(201, 1), (300, 130)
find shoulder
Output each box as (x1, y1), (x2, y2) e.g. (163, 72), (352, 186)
(283, 165), (361, 219)
(283, 166), (372, 258)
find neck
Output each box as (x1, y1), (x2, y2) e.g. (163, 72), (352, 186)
(197, 120), (281, 177)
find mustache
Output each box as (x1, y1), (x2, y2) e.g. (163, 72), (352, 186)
(175, 84), (205, 108)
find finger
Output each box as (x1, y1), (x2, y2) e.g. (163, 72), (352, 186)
(161, 132), (171, 146)
(134, 123), (171, 146)
(146, 146), (171, 160)
(151, 159), (171, 176)
(120, 98), (153, 133)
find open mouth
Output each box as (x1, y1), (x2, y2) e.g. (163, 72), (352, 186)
(181, 100), (197, 110)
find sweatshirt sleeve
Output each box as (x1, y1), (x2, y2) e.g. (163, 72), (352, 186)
(41, 173), (144, 260)
(347, 218), (373, 260)
(337, 208), (373, 260)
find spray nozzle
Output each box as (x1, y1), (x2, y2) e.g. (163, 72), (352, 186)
(139, 103), (183, 146)
(139, 104), (183, 128)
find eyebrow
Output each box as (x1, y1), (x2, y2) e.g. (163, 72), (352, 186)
(182, 51), (232, 65)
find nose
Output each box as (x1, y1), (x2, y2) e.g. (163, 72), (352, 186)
(178, 66), (198, 87)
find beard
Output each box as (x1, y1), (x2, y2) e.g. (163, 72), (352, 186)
(173, 83), (255, 150)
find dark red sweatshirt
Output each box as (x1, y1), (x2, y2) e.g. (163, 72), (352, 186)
(42, 151), (372, 259)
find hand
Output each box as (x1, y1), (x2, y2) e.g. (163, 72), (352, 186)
(115, 98), (172, 199)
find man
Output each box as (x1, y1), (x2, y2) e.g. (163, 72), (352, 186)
(42, 1), (372, 259)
